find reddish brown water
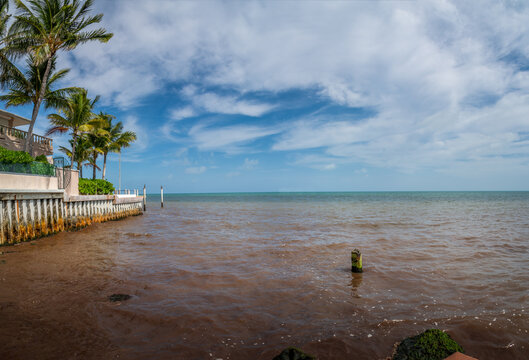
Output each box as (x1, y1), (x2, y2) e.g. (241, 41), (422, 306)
(1, 192), (528, 359)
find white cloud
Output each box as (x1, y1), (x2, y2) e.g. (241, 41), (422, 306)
(185, 166), (207, 174)
(188, 124), (280, 152)
(161, 148), (190, 167)
(273, 119), (367, 151)
(64, 0), (529, 114)
(170, 107), (196, 121)
(56, 0), (529, 174)
(180, 85), (274, 117)
(122, 116), (148, 151)
(242, 158), (259, 169)
(293, 154), (347, 171)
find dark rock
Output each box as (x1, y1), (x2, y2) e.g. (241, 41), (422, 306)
(272, 347), (316, 360)
(392, 329), (464, 360)
(108, 294), (131, 302)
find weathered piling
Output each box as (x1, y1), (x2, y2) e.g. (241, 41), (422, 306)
(143, 185), (146, 211)
(161, 186), (164, 208)
(0, 191), (143, 245)
(351, 248), (363, 273)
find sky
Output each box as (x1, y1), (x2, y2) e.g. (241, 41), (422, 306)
(8, 0), (529, 192)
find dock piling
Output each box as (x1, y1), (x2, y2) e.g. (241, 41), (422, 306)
(351, 249), (363, 273)
(161, 186), (164, 208)
(143, 185), (147, 211)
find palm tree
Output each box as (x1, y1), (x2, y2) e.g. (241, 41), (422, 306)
(46, 89), (99, 168)
(0, 0), (9, 40)
(0, 0), (11, 75)
(3, 0), (112, 154)
(59, 136), (90, 177)
(0, 54), (77, 119)
(100, 115), (136, 180)
(85, 112), (110, 179)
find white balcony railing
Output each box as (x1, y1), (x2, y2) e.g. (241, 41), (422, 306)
(0, 124), (53, 147)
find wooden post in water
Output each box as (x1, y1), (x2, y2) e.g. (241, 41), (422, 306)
(143, 185), (146, 211)
(161, 186), (164, 208)
(351, 249), (363, 273)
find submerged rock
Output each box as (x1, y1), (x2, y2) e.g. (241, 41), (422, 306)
(272, 347), (316, 360)
(392, 329), (464, 360)
(108, 294), (131, 302)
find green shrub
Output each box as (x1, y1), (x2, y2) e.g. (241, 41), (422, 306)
(0, 147), (55, 176)
(78, 178), (115, 195)
(392, 329), (464, 360)
(0, 147), (34, 164)
(0, 161), (55, 176)
(34, 154), (49, 163)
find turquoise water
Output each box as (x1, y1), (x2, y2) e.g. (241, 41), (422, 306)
(149, 191), (529, 202)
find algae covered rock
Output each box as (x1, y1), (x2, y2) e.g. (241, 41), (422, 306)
(392, 329), (464, 360)
(272, 347), (316, 360)
(351, 248), (363, 273)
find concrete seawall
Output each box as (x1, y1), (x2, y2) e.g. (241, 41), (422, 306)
(0, 190), (143, 245)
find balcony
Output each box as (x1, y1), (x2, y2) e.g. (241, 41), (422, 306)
(0, 109), (53, 157)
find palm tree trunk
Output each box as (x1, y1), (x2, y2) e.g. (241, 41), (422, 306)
(102, 152), (107, 180)
(24, 57), (53, 155)
(78, 162), (82, 178)
(71, 133), (77, 169)
(92, 151), (98, 179)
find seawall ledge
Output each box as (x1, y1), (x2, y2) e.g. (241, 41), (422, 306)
(0, 189), (64, 200)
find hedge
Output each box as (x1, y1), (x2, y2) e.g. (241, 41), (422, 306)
(78, 178), (115, 195)
(35, 154), (49, 164)
(0, 147), (34, 164)
(0, 146), (54, 176)
(0, 161), (55, 176)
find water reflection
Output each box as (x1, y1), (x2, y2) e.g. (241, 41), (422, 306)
(349, 273), (363, 298)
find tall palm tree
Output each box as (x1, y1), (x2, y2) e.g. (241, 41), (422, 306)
(100, 115), (136, 180)
(3, 0), (112, 154)
(0, 54), (77, 118)
(46, 89), (99, 168)
(86, 112), (110, 179)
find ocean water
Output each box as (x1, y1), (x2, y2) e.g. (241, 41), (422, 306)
(1, 192), (528, 359)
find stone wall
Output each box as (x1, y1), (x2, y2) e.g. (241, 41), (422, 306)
(0, 172), (58, 191)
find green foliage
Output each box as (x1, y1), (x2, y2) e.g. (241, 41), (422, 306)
(0, 146), (34, 164)
(392, 329), (464, 360)
(78, 178), (114, 195)
(0, 147), (54, 175)
(272, 347), (316, 360)
(34, 154), (48, 163)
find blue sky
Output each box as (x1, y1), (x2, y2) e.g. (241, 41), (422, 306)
(11, 0), (529, 192)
